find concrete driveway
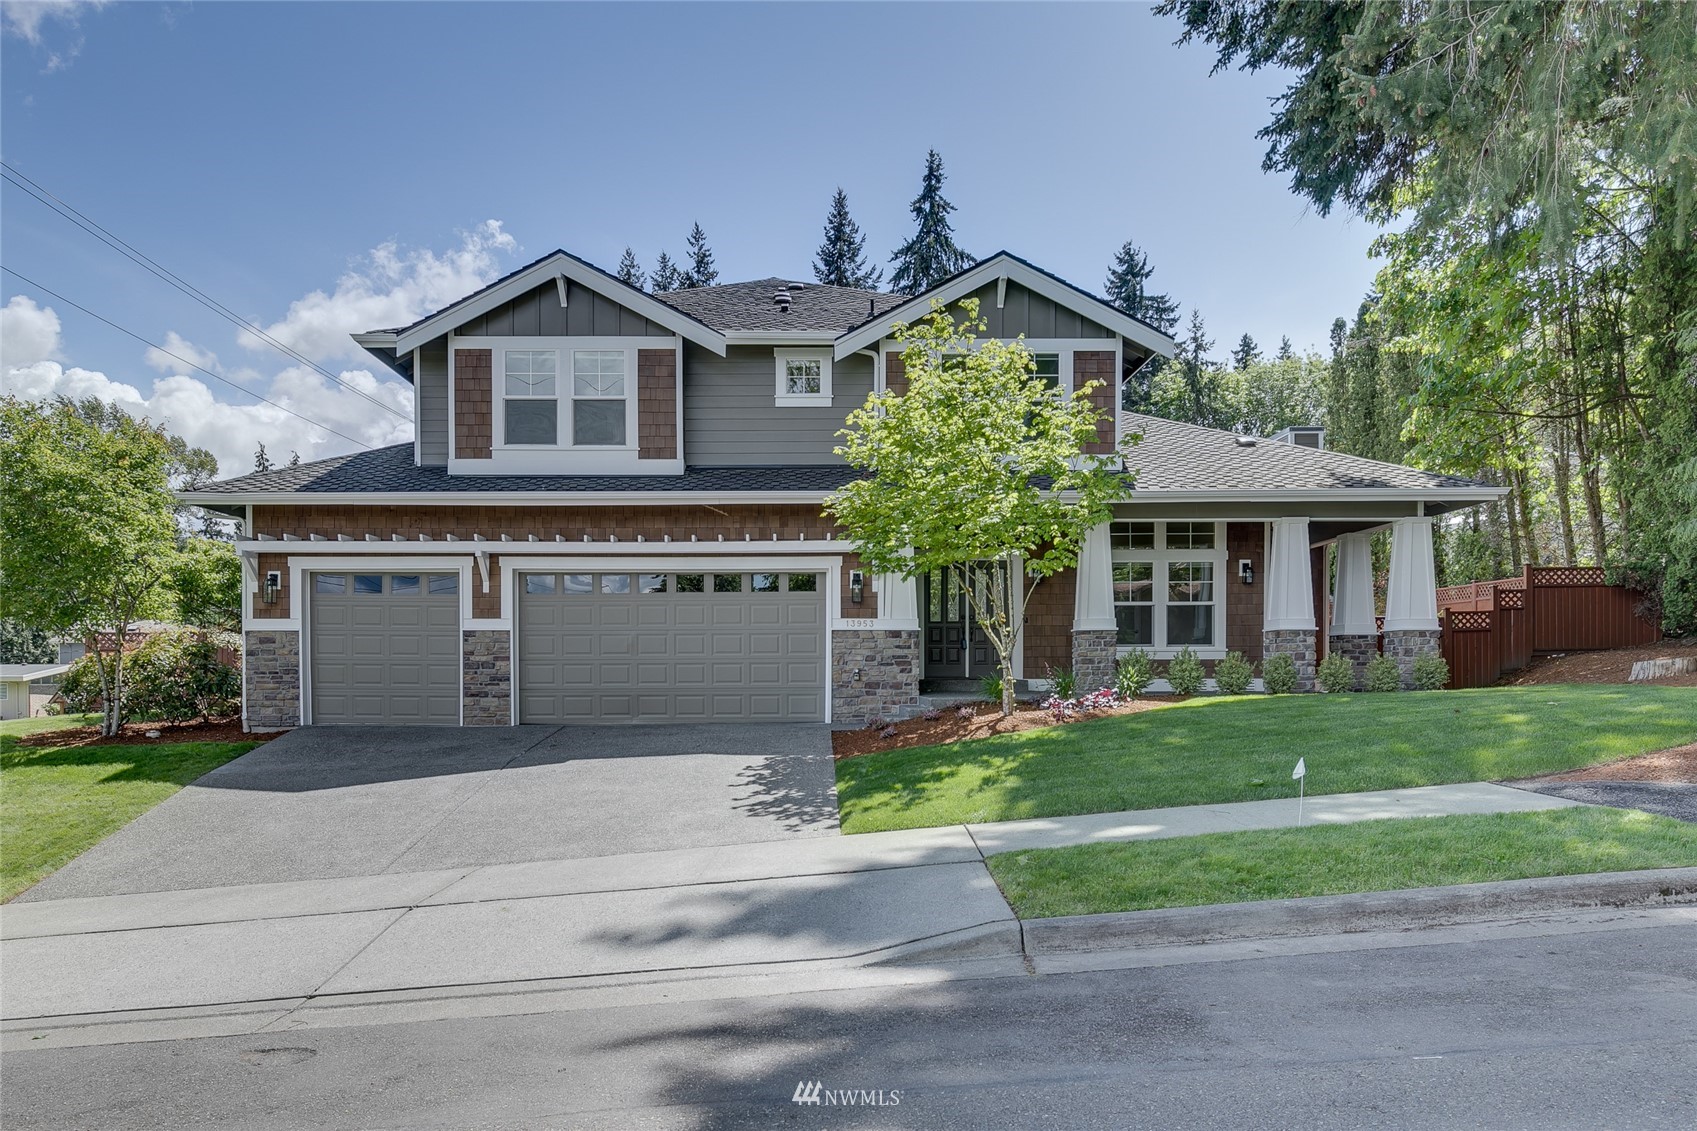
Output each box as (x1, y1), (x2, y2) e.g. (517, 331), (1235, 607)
(17, 723), (840, 901)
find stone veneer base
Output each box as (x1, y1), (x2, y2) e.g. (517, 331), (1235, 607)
(1071, 629), (1118, 693)
(1383, 628), (1443, 689)
(245, 629), (301, 729)
(1262, 628), (1317, 693)
(463, 629), (512, 725)
(1326, 633), (1379, 690)
(832, 629), (920, 725)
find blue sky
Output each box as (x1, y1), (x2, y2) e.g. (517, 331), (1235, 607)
(1, 1), (1383, 475)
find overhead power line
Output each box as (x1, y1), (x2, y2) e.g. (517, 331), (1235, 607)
(0, 160), (412, 423)
(0, 265), (376, 450)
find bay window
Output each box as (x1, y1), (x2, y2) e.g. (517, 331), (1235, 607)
(1110, 520), (1225, 654)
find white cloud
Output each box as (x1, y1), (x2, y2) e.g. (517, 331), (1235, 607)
(0, 0), (99, 45)
(241, 219), (518, 362)
(144, 330), (221, 376)
(0, 295), (63, 368)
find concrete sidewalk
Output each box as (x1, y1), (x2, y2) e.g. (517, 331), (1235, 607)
(0, 783), (1585, 1023)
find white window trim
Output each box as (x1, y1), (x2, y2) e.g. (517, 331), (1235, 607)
(459, 337), (647, 454)
(1111, 520), (1228, 658)
(774, 348), (834, 407)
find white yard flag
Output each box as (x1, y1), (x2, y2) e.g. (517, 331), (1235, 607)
(1293, 757), (1307, 825)
(1292, 757), (1306, 780)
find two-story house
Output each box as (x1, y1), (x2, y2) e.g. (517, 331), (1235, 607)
(182, 250), (1501, 729)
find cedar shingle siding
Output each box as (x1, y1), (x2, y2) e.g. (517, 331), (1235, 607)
(454, 349), (492, 459)
(637, 348), (677, 460)
(1226, 522), (1266, 660)
(1074, 351), (1117, 454)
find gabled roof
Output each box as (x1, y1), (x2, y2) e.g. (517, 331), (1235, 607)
(357, 250), (729, 360)
(0, 663), (71, 681)
(657, 278), (909, 335)
(833, 252), (1179, 360)
(1123, 413), (1498, 498)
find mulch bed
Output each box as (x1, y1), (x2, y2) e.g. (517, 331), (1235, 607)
(832, 696), (1182, 759)
(1499, 638), (1697, 687)
(11, 718), (276, 749)
(1526, 742), (1697, 785)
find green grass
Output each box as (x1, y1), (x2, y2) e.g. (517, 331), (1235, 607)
(1, 737), (257, 900)
(987, 807), (1697, 918)
(0, 713), (101, 739)
(837, 685), (1697, 834)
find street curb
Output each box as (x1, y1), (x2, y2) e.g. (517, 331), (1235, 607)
(869, 920), (1023, 965)
(1019, 867), (1697, 955)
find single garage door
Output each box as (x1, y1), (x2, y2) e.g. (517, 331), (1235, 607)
(518, 569), (825, 723)
(309, 571), (461, 725)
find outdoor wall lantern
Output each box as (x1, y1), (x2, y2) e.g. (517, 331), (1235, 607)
(1238, 559), (1255, 586)
(263, 571), (282, 605)
(849, 570), (865, 605)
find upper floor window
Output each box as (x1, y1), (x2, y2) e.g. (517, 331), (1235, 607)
(498, 346), (630, 448)
(775, 350), (833, 406)
(1032, 353), (1061, 391)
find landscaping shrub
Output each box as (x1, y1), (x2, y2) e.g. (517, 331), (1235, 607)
(1413, 653), (1452, 691)
(980, 675), (1005, 704)
(1262, 653), (1298, 694)
(1214, 651), (1254, 695)
(125, 629), (241, 724)
(1047, 666), (1077, 700)
(1166, 647), (1205, 696)
(1316, 652), (1354, 694)
(1115, 650), (1155, 699)
(1364, 654), (1403, 693)
(56, 653), (105, 714)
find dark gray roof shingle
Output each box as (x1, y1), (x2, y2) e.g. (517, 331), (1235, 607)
(185, 445), (863, 496)
(656, 278), (909, 334)
(1123, 413), (1488, 492)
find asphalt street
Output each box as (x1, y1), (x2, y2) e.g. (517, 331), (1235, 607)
(5, 914), (1693, 1130)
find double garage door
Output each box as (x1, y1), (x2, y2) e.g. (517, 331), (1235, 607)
(306, 567), (827, 725)
(516, 569), (826, 723)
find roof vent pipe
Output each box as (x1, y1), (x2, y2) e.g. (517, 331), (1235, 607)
(774, 286), (792, 313)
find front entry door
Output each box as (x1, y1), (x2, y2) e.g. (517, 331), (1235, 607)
(922, 567), (998, 679)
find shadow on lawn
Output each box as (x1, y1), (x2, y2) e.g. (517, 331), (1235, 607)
(0, 741), (256, 787)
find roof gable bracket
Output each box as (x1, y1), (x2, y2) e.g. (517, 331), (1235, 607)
(996, 275), (1007, 309)
(555, 274), (569, 308)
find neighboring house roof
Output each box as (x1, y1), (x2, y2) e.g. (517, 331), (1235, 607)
(656, 278), (909, 336)
(180, 444), (864, 503)
(1123, 414), (1493, 496)
(0, 663), (71, 681)
(834, 251), (1178, 359)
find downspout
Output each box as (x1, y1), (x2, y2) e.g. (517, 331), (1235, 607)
(858, 347), (882, 395)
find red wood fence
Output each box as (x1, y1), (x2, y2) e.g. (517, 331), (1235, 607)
(1436, 567), (1659, 688)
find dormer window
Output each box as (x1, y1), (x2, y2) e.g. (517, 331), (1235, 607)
(775, 350), (832, 406)
(495, 343), (634, 449)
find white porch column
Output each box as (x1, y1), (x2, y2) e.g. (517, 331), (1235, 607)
(877, 567), (920, 630)
(1329, 532), (1378, 636)
(1382, 518), (1440, 631)
(1073, 523), (1117, 631)
(1263, 518), (1315, 631)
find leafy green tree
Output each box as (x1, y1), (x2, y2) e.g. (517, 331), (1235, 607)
(681, 222), (718, 288)
(1231, 333), (1260, 370)
(0, 397), (181, 735)
(812, 188), (883, 289)
(650, 251), (682, 292)
(1103, 240), (1180, 333)
(1224, 354), (1328, 436)
(616, 247), (646, 289)
(0, 620), (55, 664)
(889, 150), (973, 294)
(170, 537), (242, 630)
(1151, 310), (1229, 428)
(826, 299), (1132, 715)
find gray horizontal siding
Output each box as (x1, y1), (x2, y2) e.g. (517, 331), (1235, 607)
(454, 279), (671, 338)
(685, 345), (872, 466)
(416, 343), (449, 467)
(951, 280), (1113, 339)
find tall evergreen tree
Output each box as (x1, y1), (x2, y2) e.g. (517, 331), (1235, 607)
(1103, 240), (1180, 333)
(253, 442), (272, 473)
(1277, 335), (1295, 361)
(1231, 333), (1261, 370)
(681, 222), (718, 288)
(1176, 310), (1220, 426)
(616, 248), (646, 290)
(812, 189), (883, 289)
(888, 150), (972, 294)
(651, 251), (682, 292)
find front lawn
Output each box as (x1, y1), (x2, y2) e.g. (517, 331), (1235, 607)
(0, 712), (102, 739)
(987, 807), (1697, 918)
(1, 737), (257, 899)
(837, 685), (1697, 834)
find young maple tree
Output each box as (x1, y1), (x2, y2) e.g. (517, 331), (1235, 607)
(826, 299), (1134, 716)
